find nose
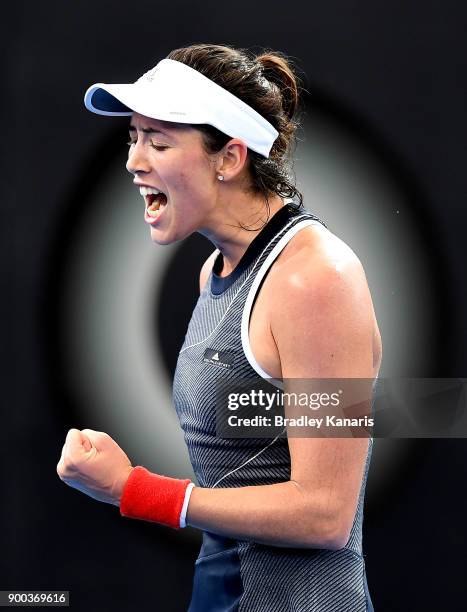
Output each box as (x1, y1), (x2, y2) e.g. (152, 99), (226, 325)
(126, 140), (151, 176)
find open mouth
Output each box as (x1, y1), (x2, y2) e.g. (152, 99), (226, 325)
(139, 186), (168, 219)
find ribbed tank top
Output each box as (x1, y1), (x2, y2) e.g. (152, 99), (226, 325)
(173, 203), (373, 612)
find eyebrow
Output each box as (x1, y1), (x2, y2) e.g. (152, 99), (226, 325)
(128, 125), (170, 136)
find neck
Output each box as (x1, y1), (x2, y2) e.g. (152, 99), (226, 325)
(199, 190), (286, 277)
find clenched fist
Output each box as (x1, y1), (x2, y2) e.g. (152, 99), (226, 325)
(57, 428), (133, 506)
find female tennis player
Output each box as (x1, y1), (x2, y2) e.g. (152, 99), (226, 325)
(57, 44), (382, 611)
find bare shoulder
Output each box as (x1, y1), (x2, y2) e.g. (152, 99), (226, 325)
(271, 223), (368, 293)
(199, 249), (219, 293)
(268, 223), (382, 376)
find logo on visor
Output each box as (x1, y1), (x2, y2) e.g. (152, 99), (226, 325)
(139, 66), (161, 83)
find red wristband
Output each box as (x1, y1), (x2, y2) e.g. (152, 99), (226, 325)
(120, 466), (191, 529)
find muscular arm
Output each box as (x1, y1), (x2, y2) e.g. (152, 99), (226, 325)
(186, 250), (379, 550)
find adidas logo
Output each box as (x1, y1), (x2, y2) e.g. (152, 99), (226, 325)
(203, 348), (235, 370)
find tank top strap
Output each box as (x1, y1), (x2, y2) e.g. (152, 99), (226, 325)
(238, 212), (324, 386)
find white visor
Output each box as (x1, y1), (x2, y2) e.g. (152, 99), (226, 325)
(84, 58), (279, 158)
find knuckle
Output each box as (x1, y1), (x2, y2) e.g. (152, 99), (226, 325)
(63, 451), (78, 470)
(91, 430), (110, 442)
(56, 462), (68, 480)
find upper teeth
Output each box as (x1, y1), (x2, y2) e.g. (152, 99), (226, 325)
(139, 186), (162, 196)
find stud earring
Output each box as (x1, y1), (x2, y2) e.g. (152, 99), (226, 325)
(217, 174), (224, 181)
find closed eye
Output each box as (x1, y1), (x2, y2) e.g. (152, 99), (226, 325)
(150, 143), (169, 151)
(126, 139), (168, 151)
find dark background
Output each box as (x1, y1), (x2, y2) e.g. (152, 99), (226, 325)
(3, 1), (467, 610)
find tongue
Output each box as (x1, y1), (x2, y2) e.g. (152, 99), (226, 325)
(149, 193), (167, 210)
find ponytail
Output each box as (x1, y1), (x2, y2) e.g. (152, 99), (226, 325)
(256, 52), (300, 120)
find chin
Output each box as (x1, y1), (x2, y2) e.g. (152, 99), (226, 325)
(149, 226), (188, 246)
(149, 229), (173, 245)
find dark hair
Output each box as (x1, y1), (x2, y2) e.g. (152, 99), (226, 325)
(167, 43), (304, 227)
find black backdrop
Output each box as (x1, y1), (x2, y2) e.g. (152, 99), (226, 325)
(3, 1), (467, 610)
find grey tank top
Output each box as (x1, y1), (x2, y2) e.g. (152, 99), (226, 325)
(173, 204), (373, 612)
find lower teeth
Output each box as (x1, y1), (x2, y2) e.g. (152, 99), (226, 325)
(147, 199), (167, 218)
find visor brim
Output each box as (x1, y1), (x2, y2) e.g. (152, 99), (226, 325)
(84, 84), (135, 116)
